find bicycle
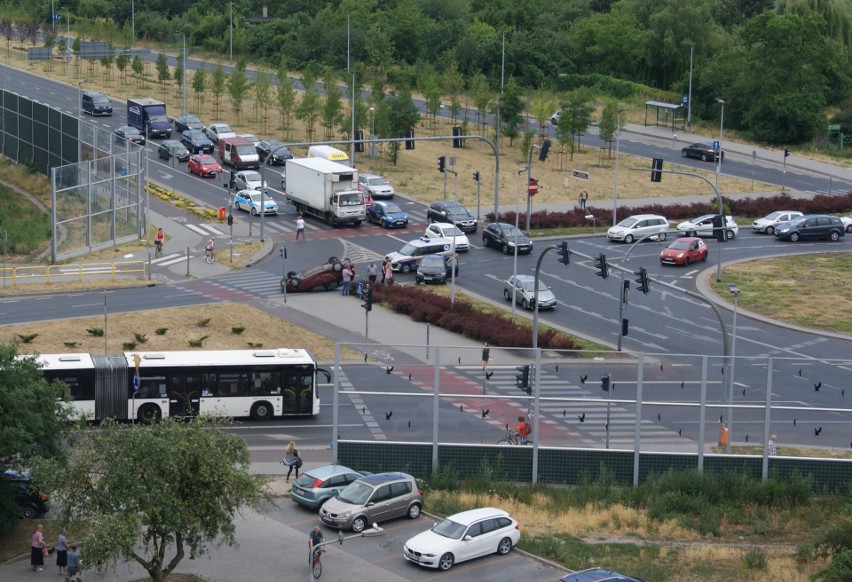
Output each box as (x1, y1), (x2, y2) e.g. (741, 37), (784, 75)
(311, 546), (323, 579)
(496, 427), (521, 446)
(205, 248), (215, 264)
(154, 240), (163, 258)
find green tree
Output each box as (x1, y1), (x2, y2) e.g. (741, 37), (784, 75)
(210, 64), (227, 119)
(386, 89), (421, 165)
(498, 78), (524, 146)
(100, 52), (114, 84)
(276, 67), (296, 138)
(364, 21), (395, 79)
(442, 61), (465, 122)
(191, 68), (207, 114)
(0, 343), (71, 531)
(295, 68), (322, 142)
(32, 418), (262, 582)
(156, 52), (170, 100)
(556, 89), (594, 160)
(469, 73), (491, 133)
(173, 60), (183, 99)
(115, 52), (129, 86)
(131, 55), (144, 91)
(422, 73), (442, 130)
(320, 68), (342, 140)
(253, 69), (272, 126)
(598, 101), (621, 161)
(530, 91), (558, 139)
(228, 63), (249, 125)
(72, 37), (82, 76)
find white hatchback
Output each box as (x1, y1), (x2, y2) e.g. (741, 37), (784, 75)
(403, 507), (520, 571)
(424, 222), (470, 251)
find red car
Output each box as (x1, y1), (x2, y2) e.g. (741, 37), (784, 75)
(281, 257), (348, 293)
(188, 154), (222, 178)
(659, 237), (708, 266)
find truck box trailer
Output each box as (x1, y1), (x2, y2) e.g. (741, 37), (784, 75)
(284, 158), (365, 227)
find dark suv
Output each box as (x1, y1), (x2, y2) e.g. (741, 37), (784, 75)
(426, 201), (477, 233)
(82, 91), (112, 116)
(774, 215), (845, 242)
(482, 222), (533, 254)
(2, 470), (50, 519)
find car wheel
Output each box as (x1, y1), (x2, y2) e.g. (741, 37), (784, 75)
(683, 257), (690, 266)
(522, 298), (530, 310)
(20, 504), (37, 519)
(287, 271), (298, 280)
(401, 264), (411, 274)
(351, 516), (367, 533)
(624, 234), (635, 244)
(789, 232), (800, 242)
(681, 150), (688, 158)
(501, 243), (509, 254)
(504, 289), (511, 301)
(288, 276), (302, 289)
(657, 232), (667, 242)
(766, 226), (775, 235)
(846, 225), (852, 234)
(726, 229), (735, 240)
(331, 262), (343, 273)
(328, 256), (340, 265)
(438, 553), (455, 571)
(407, 503), (421, 519)
(250, 208), (258, 216)
(830, 231), (841, 241)
(497, 537), (513, 555)
(482, 236), (489, 248)
(702, 252), (708, 262)
(685, 230), (695, 237)
(415, 277), (422, 284)
(701, 153), (709, 161)
(250, 401), (273, 421)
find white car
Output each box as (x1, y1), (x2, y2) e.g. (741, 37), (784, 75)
(358, 173), (396, 199)
(234, 189), (278, 216)
(424, 222), (470, 251)
(403, 507), (520, 571)
(204, 123), (236, 144)
(676, 214), (739, 239)
(234, 170), (267, 192)
(606, 214), (669, 243)
(504, 274), (557, 310)
(840, 214), (852, 233)
(550, 109), (563, 125)
(751, 210), (803, 234)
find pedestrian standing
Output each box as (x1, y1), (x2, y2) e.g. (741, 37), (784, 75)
(295, 214), (305, 240)
(56, 529), (68, 576)
(768, 434), (778, 456)
(66, 544), (81, 579)
(341, 264), (352, 296)
(384, 261), (394, 285)
(481, 342), (491, 373)
(367, 263), (377, 283)
(31, 523), (45, 572)
(579, 190), (589, 209)
(282, 441), (302, 482)
(380, 259), (387, 284)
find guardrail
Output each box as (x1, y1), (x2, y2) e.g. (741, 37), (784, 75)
(0, 261), (147, 286)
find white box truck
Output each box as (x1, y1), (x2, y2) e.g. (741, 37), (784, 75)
(284, 158), (365, 227)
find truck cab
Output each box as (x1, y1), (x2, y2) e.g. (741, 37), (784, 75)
(218, 137), (260, 170)
(127, 98), (172, 139)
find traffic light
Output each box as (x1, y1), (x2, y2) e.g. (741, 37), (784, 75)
(227, 214), (233, 226)
(438, 156), (446, 173)
(354, 130), (364, 153)
(362, 285), (373, 312)
(784, 147), (790, 158)
(621, 318), (629, 336)
(538, 139), (551, 162)
(601, 375), (611, 392)
(651, 158), (663, 182)
(634, 267), (650, 295)
(228, 170), (236, 189)
(557, 240), (570, 265)
(594, 254), (609, 279)
(712, 214), (726, 242)
(515, 365), (530, 394)
(452, 126), (463, 148)
(473, 171), (480, 182)
(405, 129), (415, 150)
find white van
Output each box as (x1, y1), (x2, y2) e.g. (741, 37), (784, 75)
(307, 145), (350, 166)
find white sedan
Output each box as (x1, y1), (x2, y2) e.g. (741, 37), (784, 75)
(424, 222), (470, 251)
(403, 507), (520, 571)
(840, 214), (852, 233)
(676, 214), (739, 239)
(234, 170), (267, 192)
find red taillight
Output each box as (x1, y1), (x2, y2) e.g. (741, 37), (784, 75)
(514, 523), (519, 530)
(39, 491), (49, 502)
(417, 488), (423, 495)
(311, 479), (324, 489)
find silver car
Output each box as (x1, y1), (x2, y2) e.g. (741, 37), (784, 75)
(291, 464), (367, 509)
(607, 214), (669, 243)
(751, 210), (804, 235)
(504, 275), (557, 310)
(319, 472), (423, 532)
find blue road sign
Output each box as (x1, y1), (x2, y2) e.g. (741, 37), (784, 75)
(712, 140), (720, 150)
(132, 373), (139, 392)
(53, 14), (61, 21)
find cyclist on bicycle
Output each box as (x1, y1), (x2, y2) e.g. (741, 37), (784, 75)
(205, 237), (215, 261)
(308, 524), (325, 566)
(155, 228), (165, 254)
(516, 415), (530, 445)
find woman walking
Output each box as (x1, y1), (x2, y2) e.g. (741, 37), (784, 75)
(282, 441), (302, 482)
(30, 523), (45, 572)
(56, 529), (68, 576)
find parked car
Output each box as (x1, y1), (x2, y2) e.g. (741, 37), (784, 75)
(180, 129), (215, 154)
(319, 472), (423, 532)
(426, 201), (477, 233)
(385, 237), (456, 273)
(157, 139), (190, 162)
(256, 140), (293, 166)
(550, 109), (564, 125)
(187, 154), (222, 178)
(237, 133), (261, 146)
(774, 214), (846, 242)
(114, 125), (146, 146)
(280, 257), (346, 293)
(559, 568), (653, 582)
(234, 189), (278, 216)
(172, 114), (204, 132)
(204, 123), (236, 144)
(234, 170), (267, 192)
(676, 214), (738, 239)
(841, 214), (852, 233)
(659, 237), (708, 266)
(607, 214), (668, 243)
(358, 173), (396, 199)
(2, 470), (50, 519)
(482, 222), (533, 254)
(504, 274), (557, 310)
(424, 222), (469, 251)
(290, 464), (368, 509)
(681, 142), (724, 162)
(415, 254), (458, 285)
(81, 91), (112, 116)
(403, 507), (520, 571)
(366, 201), (409, 229)
(751, 210), (803, 234)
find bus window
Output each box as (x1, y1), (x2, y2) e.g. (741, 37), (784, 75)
(138, 376), (167, 399)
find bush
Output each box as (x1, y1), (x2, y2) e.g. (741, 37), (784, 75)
(743, 548), (767, 571)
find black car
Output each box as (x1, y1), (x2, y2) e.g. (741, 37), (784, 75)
(415, 253), (458, 285)
(157, 139), (190, 162)
(172, 114), (204, 132)
(114, 125), (146, 146)
(559, 568), (652, 582)
(482, 222), (533, 254)
(426, 201), (477, 233)
(180, 129), (214, 154)
(681, 142), (723, 162)
(774, 214), (845, 242)
(2, 470), (50, 519)
(81, 91), (112, 116)
(256, 140), (293, 165)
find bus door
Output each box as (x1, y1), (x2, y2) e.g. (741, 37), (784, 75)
(283, 368), (315, 414)
(167, 373), (202, 417)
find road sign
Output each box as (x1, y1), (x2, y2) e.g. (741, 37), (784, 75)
(132, 373), (139, 392)
(712, 140), (720, 150)
(53, 14), (61, 21)
(828, 123), (841, 132)
(527, 179), (539, 196)
(572, 169), (589, 181)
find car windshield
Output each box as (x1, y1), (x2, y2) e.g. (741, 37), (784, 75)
(187, 131), (206, 139)
(124, 127), (141, 135)
(150, 115), (169, 124)
(368, 177), (388, 186)
(447, 208), (470, 218)
(198, 156), (215, 164)
(501, 226), (524, 238)
(337, 481), (373, 505)
(668, 240), (691, 250)
(383, 203), (403, 213)
(216, 125), (234, 133)
(338, 192), (363, 206)
(93, 96), (109, 104)
(420, 255), (444, 268)
(398, 243), (419, 256)
(442, 226), (464, 236)
(521, 279), (550, 292)
(236, 145), (255, 155)
(616, 217), (639, 228)
(242, 172), (261, 182)
(765, 212), (783, 220)
(431, 518), (466, 540)
(248, 193), (263, 203)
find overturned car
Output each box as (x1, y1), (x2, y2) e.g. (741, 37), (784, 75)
(281, 257), (349, 293)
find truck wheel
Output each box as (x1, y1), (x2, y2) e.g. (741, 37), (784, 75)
(327, 214), (335, 227)
(354, 220), (362, 226)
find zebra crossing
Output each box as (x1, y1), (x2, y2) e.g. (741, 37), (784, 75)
(473, 366), (682, 446)
(186, 269), (284, 299)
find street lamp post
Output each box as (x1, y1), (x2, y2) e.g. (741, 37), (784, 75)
(77, 78), (86, 117)
(687, 44), (694, 130)
(726, 283), (740, 454)
(511, 167), (526, 316)
(181, 33), (187, 116)
(715, 98), (724, 192)
(585, 214), (595, 238)
(613, 109), (626, 227)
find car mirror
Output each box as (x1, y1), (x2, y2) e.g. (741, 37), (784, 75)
(463, 535), (473, 541)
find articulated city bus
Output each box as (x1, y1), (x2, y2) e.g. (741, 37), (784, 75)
(35, 349), (325, 422)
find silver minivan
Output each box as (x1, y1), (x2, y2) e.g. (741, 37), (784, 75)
(607, 214), (669, 243)
(319, 472), (423, 532)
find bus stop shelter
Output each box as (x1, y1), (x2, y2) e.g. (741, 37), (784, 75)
(644, 101), (686, 131)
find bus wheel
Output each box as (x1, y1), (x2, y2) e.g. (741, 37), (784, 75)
(138, 404), (161, 424)
(251, 401), (273, 421)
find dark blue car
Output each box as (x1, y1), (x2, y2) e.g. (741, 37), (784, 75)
(367, 201), (409, 229)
